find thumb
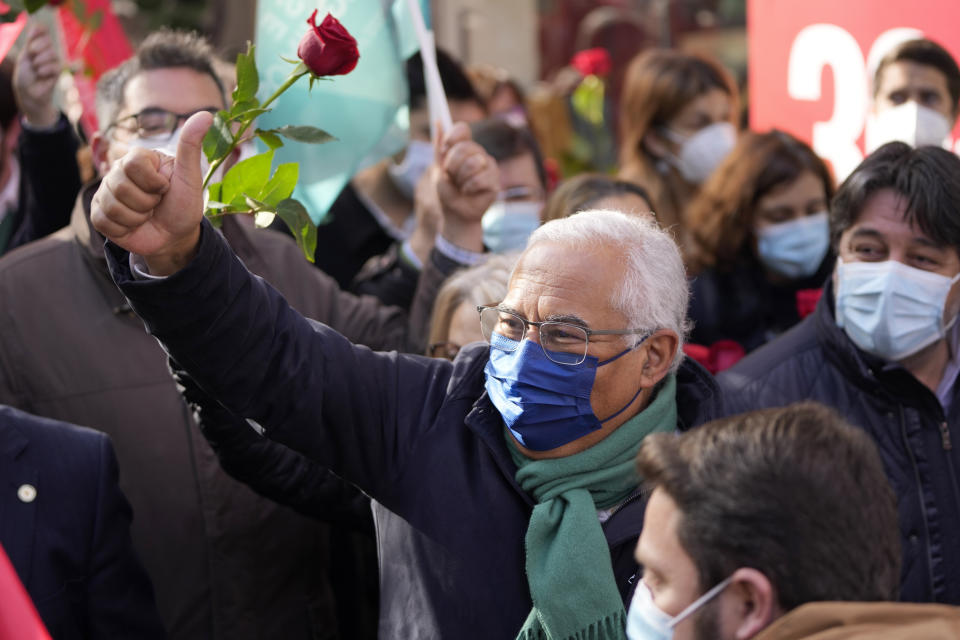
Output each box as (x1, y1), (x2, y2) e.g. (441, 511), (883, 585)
(175, 111), (214, 188)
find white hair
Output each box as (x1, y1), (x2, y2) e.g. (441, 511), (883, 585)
(525, 209), (690, 371)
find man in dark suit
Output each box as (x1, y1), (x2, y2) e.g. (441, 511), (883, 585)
(0, 404), (165, 639)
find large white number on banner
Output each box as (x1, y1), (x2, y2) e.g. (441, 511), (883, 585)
(788, 24), (868, 179)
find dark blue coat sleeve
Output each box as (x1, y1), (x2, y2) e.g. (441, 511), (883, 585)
(106, 219), (456, 501)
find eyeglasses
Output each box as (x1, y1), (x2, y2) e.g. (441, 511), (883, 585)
(109, 107), (221, 140)
(477, 305), (649, 366)
(428, 341), (461, 360)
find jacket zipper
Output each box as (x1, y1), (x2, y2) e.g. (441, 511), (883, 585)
(899, 406), (937, 598)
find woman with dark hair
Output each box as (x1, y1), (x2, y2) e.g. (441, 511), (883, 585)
(618, 49), (738, 236)
(685, 130), (835, 354)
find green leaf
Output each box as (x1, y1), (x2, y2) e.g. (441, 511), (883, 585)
(221, 150), (273, 207)
(201, 110), (233, 163)
(260, 162), (298, 208)
(88, 9), (103, 31)
(276, 198), (317, 262)
(230, 107), (270, 122)
(24, 0), (47, 12)
(206, 180), (223, 206)
(229, 98), (259, 118)
(256, 129), (284, 150)
(233, 42), (259, 105)
(274, 125), (335, 145)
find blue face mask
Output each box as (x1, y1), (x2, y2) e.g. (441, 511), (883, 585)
(755, 211), (830, 279)
(483, 334), (643, 451)
(482, 201), (543, 253)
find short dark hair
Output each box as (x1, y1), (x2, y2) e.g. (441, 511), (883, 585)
(636, 402), (901, 610)
(96, 29), (226, 131)
(406, 48), (484, 112)
(471, 118), (547, 191)
(874, 38), (960, 110)
(830, 142), (960, 254)
(541, 173), (652, 222)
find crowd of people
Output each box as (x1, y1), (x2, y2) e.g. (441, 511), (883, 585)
(2, 15), (960, 640)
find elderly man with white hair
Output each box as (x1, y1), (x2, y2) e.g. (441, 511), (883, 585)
(90, 116), (721, 640)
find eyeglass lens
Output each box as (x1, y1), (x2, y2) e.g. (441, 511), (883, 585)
(479, 307), (588, 365)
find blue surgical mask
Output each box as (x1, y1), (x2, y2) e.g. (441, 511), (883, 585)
(482, 201), (543, 253)
(626, 577), (733, 640)
(756, 211), (830, 279)
(387, 140), (434, 199)
(835, 259), (960, 362)
(483, 334), (643, 451)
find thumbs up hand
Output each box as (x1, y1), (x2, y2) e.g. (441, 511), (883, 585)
(91, 111), (213, 276)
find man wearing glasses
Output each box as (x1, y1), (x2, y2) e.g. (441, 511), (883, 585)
(90, 115), (721, 639)
(0, 29), (493, 640)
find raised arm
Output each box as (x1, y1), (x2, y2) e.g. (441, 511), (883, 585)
(91, 114), (497, 497)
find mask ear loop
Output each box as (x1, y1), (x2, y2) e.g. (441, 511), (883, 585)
(596, 333), (652, 424)
(667, 576), (734, 629)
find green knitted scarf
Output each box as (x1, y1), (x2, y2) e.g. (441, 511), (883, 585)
(507, 375), (677, 640)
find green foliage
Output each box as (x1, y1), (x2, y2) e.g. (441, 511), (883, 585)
(271, 125), (335, 145)
(256, 129), (284, 150)
(202, 111), (232, 164)
(233, 43), (259, 105)
(276, 198), (317, 262)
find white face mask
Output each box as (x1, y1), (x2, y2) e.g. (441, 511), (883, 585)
(626, 577), (733, 640)
(756, 211), (831, 279)
(127, 126), (222, 183)
(835, 259), (960, 362)
(661, 122), (736, 184)
(481, 200), (542, 253)
(387, 139), (434, 199)
(865, 102), (953, 153)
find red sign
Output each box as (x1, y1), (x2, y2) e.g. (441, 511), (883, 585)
(748, 0), (960, 179)
(57, 0), (133, 137)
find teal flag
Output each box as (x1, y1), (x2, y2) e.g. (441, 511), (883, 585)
(254, 0), (430, 224)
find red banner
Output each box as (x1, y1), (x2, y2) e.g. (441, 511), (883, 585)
(748, 0), (960, 179)
(57, 0), (132, 136)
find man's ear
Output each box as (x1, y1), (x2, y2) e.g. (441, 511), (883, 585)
(726, 568), (781, 640)
(91, 132), (111, 177)
(638, 329), (679, 389)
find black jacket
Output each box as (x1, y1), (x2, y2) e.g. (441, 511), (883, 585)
(689, 253), (832, 352)
(106, 218), (723, 639)
(718, 282), (960, 604)
(0, 405), (165, 639)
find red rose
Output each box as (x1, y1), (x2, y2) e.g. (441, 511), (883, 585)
(570, 48), (611, 77)
(297, 10), (359, 77)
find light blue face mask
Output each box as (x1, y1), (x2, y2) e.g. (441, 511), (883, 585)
(481, 200), (543, 253)
(835, 258), (960, 362)
(756, 211), (830, 279)
(626, 577), (733, 640)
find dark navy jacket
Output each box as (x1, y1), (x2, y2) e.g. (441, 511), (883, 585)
(719, 283), (960, 605)
(0, 405), (165, 639)
(106, 220), (722, 639)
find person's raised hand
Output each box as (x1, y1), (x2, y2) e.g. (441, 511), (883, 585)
(435, 122), (498, 252)
(91, 111), (213, 276)
(14, 25), (61, 129)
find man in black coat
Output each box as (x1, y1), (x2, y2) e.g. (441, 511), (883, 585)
(719, 142), (960, 605)
(0, 405), (165, 639)
(89, 111), (720, 639)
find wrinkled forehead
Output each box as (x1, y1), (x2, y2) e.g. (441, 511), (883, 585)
(504, 240), (628, 325)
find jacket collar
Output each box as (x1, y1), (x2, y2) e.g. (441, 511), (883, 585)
(72, 180), (106, 266)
